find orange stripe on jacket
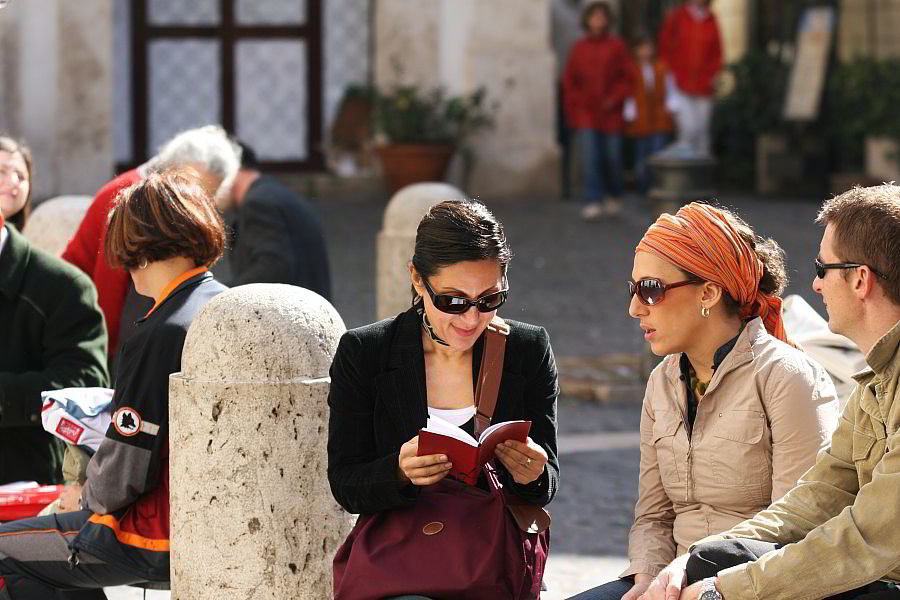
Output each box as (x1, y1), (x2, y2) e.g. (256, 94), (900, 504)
(88, 514), (170, 552)
(636, 202), (795, 347)
(145, 266), (208, 318)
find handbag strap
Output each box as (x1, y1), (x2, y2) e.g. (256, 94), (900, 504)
(474, 316), (510, 438)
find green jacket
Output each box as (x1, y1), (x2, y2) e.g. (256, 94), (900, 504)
(0, 225), (109, 484)
(693, 319), (900, 600)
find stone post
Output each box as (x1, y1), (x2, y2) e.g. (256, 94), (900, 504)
(375, 182), (467, 320)
(169, 284), (352, 600)
(21, 195), (91, 256)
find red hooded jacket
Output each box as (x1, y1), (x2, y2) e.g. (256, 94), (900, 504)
(658, 5), (723, 96)
(562, 33), (633, 132)
(62, 169), (142, 355)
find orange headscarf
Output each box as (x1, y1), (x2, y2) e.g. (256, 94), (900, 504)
(636, 202), (794, 347)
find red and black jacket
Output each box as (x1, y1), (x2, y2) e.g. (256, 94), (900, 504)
(72, 270), (226, 581)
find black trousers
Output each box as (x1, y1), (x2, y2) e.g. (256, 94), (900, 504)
(687, 539), (900, 600)
(0, 510), (152, 599)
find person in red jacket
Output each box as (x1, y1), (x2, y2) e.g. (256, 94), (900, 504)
(624, 35), (674, 195)
(62, 125), (240, 372)
(658, 0), (722, 158)
(562, 2), (632, 220)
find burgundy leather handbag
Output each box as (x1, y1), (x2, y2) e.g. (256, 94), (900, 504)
(332, 318), (551, 600)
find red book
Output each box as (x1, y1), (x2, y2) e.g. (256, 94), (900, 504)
(417, 416), (531, 485)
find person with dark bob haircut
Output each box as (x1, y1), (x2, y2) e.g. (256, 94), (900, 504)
(0, 168), (227, 597)
(328, 199), (559, 598)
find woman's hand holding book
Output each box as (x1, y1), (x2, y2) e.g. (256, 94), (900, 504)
(398, 435), (453, 486)
(494, 438), (547, 485)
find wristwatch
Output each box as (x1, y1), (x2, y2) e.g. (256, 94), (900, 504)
(699, 577), (723, 600)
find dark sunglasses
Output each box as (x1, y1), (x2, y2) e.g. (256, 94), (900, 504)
(815, 258), (886, 280)
(421, 278), (509, 314)
(628, 277), (703, 306)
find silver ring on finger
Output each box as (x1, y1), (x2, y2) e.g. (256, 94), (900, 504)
(525, 457), (533, 467)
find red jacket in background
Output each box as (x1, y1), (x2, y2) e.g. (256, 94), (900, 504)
(562, 34), (633, 132)
(658, 5), (722, 96)
(62, 169), (142, 356)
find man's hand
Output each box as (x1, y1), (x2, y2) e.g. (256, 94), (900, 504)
(622, 573), (652, 600)
(56, 483), (83, 513)
(677, 581), (704, 600)
(641, 554), (689, 600)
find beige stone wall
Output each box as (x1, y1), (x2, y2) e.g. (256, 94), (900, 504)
(0, 0), (113, 200)
(839, 0), (900, 60)
(374, 0), (560, 199)
(712, 0), (751, 64)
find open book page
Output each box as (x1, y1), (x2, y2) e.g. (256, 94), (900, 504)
(421, 415), (478, 447)
(477, 421), (531, 468)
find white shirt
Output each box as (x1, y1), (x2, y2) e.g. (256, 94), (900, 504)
(427, 405), (476, 427)
(0, 225), (8, 258)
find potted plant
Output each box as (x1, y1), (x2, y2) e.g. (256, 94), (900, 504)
(828, 57), (900, 182)
(363, 84), (494, 193)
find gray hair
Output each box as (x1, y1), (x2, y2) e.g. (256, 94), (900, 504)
(140, 125), (241, 201)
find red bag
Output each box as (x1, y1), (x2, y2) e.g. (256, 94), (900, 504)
(332, 318), (551, 599)
(0, 484), (64, 522)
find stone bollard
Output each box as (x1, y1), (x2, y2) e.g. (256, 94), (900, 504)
(169, 284), (352, 599)
(375, 182), (467, 320)
(21, 195), (91, 256)
(647, 156), (716, 216)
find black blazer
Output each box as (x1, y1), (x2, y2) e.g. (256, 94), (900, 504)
(327, 306), (559, 515)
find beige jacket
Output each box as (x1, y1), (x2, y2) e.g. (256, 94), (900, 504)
(624, 318), (840, 578)
(694, 320), (900, 600)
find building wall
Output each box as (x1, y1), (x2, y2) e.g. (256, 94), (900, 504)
(0, 0), (114, 201)
(375, 0), (559, 199)
(712, 0), (751, 64)
(839, 0), (900, 61)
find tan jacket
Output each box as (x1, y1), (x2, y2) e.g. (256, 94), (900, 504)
(694, 320), (900, 600)
(624, 318), (840, 578)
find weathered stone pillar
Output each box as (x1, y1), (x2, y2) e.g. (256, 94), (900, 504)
(376, 182), (466, 320)
(21, 195), (91, 256)
(169, 284), (352, 600)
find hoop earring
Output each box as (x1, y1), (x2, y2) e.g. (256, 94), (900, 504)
(700, 306), (710, 318)
(138, 259), (149, 270)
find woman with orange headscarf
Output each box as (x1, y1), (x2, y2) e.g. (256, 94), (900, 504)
(569, 203), (839, 600)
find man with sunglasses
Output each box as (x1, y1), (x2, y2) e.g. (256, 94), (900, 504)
(646, 185), (900, 600)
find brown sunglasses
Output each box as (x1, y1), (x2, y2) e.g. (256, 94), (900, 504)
(628, 278), (703, 306)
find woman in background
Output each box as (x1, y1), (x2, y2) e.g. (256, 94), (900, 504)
(0, 135), (108, 486)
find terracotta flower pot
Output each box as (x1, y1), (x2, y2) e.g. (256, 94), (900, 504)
(376, 143), (456, 194)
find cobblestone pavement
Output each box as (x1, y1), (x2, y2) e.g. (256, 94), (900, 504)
(109, 191), (829, 599)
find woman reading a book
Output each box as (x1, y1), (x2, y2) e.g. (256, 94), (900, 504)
(569, 203), (840, 600)
(328, 200), (558, 598)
